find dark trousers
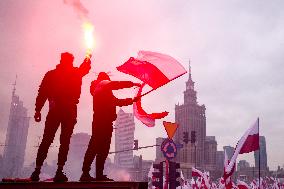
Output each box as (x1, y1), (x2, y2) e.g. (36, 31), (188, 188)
(82, 120), (113, 177)
(35, 105), (77, 168)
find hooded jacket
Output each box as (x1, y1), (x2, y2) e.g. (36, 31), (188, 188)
(35, 60), (90, 112)
(90, 80), (134, 122)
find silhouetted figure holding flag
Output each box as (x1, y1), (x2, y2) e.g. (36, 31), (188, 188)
(80, 72), (140, 181)
(30, 52), (91, 182)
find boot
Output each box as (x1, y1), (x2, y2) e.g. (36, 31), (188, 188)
(79, 172), (96, 182)
(95, 175), (114, 181)
(30, 168), (40, 182)
(53, 170), (68, 182)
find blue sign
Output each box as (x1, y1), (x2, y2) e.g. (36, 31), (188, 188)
(176, 143), (184, 149)
(161, 138), (177, 160)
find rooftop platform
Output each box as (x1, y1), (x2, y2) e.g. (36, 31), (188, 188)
(0, 181), (148, 189)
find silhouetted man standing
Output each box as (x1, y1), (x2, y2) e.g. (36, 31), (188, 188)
(80, 72), (140, 181)
(30, 52), (91, 182)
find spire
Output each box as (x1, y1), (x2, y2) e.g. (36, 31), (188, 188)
(187, 59), (193, 82)
(12, 75), (17, 97)
(188, 59), (191, 74)
(184, 59), (197, 104)
(186, 59), (194, 90)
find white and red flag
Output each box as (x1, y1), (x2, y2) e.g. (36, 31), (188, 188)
(237, 180), (250, 189)
(118, 51), (186, 126)
(117, 51), (187, 90)
(192, 167), (203, 177)
(133, 83), (168, 127)
(223, 150), (235, 189)
(226, 118), (259, 174)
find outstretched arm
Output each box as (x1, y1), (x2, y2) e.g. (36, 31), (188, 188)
(107, 81), (141, 90)
(116, 97), (134, 107)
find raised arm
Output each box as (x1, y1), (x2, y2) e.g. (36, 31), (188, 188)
(78, 57), (91, 77)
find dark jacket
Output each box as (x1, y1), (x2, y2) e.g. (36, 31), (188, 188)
(90, 80), (134, 122)
(35, 61), (91, 112)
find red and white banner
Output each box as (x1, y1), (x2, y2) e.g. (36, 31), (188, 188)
(133, 83), (168, 127)
(239, 120), (259, 154)
(237, 180), (250, 189)
(117, 51), (187, 89)
(226, 118), (259, 174)
(192, 167), (203, 177)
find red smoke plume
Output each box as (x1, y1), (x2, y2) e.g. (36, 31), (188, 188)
(63, 0), (89, 20)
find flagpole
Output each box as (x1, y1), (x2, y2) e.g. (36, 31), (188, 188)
(138, 71), (187, 98)
(258, 117), (261, 188)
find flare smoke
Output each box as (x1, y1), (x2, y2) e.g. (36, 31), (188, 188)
(63, 0), (89, 20)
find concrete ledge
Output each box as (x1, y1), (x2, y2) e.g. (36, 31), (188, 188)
(0, 181), (148, 189)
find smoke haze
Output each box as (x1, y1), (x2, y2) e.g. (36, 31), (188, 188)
(63, 0), (89, 20)
(0, 0), (283, 172)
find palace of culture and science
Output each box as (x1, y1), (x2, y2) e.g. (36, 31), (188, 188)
(173, 62), (218, 178)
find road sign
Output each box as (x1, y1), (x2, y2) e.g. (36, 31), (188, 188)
(163, 121), (178, 139)
(176, 143), (184, 149)
(161, 138), (177, 160)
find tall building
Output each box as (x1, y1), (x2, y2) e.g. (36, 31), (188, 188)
(216, 151), (224, 171)
(254, 136), (268, 170)
(223, 146), (235, 160)
(114, 109), (135, 169)
(1, 82), (30, 177)
(66, 132), (91, 180)
(155, 137), (166, 162)
(204, 136), (217, 171)
(174, 62), (206, 178)
(237, 160), (250, 171)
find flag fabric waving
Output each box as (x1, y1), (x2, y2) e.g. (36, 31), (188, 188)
(192, 167), (203, 177)
(237, 180), (250, 189)
(225, 118), (259, 174)
(133, 83), (168, 127)
(119, 51), (185, 127)
(239, 119), (260, 154)
(117, 51), (187, 90)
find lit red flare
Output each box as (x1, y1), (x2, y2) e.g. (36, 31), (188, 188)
(82, 21), (95, 58)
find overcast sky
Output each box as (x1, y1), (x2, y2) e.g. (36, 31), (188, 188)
(0, 0), (283, 170)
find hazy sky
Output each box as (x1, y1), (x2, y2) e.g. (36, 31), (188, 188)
(0, 0), (284, 170)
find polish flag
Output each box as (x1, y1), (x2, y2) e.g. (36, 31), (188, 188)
(223, 150), (235, 189)
(133, 83), (168, 127)
(148, 163), (154, 178)
(192, 167), (203, 177)
(239, 119), (260, 154)
(237, 180), (250, 189)
(192, 167), (210, 189)
(180, 170), (185, 187)
(117, 51), (187, 90)
(226, 118), (259, 174)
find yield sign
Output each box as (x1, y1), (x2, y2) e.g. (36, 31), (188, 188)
(163, 121), (178, 139)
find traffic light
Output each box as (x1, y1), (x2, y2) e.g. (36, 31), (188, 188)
(183, 132), (189, 144)
(191, 131), (196, 143)
(152, 162), (163, 189)
(169, 161), (180, 189)
(133, 139), (138, 150)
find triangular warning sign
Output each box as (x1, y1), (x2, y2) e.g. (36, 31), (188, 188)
(163, 121), (178, 139)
